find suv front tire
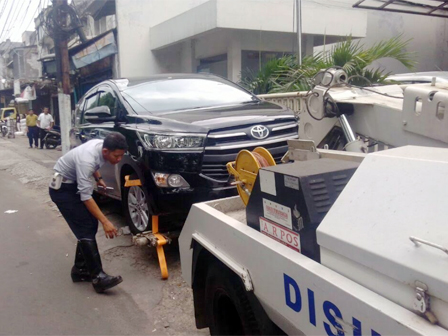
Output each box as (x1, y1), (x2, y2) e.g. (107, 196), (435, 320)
(123, 184), (152, 234)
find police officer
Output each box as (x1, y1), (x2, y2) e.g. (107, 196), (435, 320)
(49, 132), (128, 293)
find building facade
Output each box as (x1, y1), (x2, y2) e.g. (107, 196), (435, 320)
(112, 0), (448, 81)
(0, 34), (46, 110)
(114, 0), (367, 82)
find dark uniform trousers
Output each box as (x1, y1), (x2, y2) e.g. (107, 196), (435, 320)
(39, 128), (48, 149)
(27, 126), (39, 147)
(49, 183), (98, 240)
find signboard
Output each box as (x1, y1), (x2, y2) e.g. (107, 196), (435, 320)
(260, 217), (300, 252)
(262, 198), (292, 229)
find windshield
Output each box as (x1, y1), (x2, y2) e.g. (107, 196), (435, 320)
(2, 109), (14, 118)
(122, 78), (257, 114)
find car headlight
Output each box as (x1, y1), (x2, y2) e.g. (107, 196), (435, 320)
(137, 132), (205, 150)
(153, 172), (190, 188)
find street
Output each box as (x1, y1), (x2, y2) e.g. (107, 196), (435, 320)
(0, 135), (207, 335)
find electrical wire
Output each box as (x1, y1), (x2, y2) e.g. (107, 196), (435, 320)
(346, 84), (405, 99)
(23, 0), (42, 33)
(1, 0), (19, 41)
(305, 92), (326, 121)
(347, 75), (372, 87)
(0, 0), (10, 27)
(0, 0), (15, 42)
(8, 0), (33, 40)
(5, 0), (29, 41)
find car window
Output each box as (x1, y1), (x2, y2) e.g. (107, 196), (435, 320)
(97, 86), (117, 116)
(122, 78), (256, 114)
(85, 94), (99, 111)
(4, 110), (14, 118)
(74, 97), (85, 126)
(81, 93), (99, 124)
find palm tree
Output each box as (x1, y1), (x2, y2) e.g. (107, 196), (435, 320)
(239, 56), (296, 95)
(240, 36), (416, 94)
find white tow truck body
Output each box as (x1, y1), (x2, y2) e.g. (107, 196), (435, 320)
(259, 83), (448, 153)
(179, 146), (448, 335)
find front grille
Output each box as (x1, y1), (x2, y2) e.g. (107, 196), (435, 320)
(201, 119), (298, 182)
(205, 120), (298, 147)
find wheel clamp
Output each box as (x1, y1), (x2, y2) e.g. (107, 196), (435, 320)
(125, 175), (170, 280)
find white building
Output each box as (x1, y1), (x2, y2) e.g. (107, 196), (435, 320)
(113, 0), (448, 82)
(115, 0), (368, 82)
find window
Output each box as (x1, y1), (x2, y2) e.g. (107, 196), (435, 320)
(81, 92), (99, 124)
(74, 97), (85, 126)
(85, 94), (99, 111)
(197, 54), (228, 78)
(122, 78), (256, 114)
(97, 86), (117, 115)
(3, 110), (14, 118)
(241, 51), (293, 75)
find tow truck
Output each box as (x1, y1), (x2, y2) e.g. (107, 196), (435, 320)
(178, 69), (448, 335)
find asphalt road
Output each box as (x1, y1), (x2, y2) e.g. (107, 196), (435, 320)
(0, 136), (207, 335)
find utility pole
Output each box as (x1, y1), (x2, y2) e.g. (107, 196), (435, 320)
(53, 0), (71, 154)
(296, 0), (302, 66)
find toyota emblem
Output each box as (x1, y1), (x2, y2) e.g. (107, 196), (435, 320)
(250, 125), (269, 140)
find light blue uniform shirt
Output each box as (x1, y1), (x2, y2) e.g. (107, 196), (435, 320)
(54, 139), (105, 201)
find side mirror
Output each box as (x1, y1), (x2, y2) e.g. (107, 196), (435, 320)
(84, 106), (116, 123)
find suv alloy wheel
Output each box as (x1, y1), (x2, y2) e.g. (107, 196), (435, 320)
(124, 185), (151, 234)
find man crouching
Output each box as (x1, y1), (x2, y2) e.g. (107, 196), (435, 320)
(49, 132), (127, 293)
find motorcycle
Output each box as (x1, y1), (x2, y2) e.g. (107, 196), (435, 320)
(43, 126), (61, 149)
(0, 120), (8, 137)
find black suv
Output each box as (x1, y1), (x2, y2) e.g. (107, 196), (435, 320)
(70, 74), (298, 233)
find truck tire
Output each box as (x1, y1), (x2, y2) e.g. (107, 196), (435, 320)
(123, 185), (152, 234)
(205, 262), (261, 335)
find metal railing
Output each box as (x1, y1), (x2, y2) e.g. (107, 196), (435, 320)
(257, 92), (308, 115)
(257, 91), (339, 148)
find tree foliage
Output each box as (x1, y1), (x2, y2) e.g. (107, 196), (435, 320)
(239, 36), (416, 94)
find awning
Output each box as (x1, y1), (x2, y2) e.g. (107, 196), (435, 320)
(71, 31), (117, 69)
(353, 0), (448, 18)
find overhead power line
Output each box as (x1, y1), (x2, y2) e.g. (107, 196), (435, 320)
(0, 0), (10, 25)
(11, 0), (34, 39)
(0, 0), (16, 41)
(4, 0), (28, 41)
(23, 0), (43, 33)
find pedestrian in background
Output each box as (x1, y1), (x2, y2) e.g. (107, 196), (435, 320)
(37, 107), (54, 149)
(26, 109), (38, 148)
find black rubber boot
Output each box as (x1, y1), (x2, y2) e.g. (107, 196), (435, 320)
(71, 241), (91, 282)
(79, 239), (123, 293)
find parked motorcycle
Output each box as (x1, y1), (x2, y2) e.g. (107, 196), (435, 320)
(43, 126), (61, 149)
(0, 120), (7, 137)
